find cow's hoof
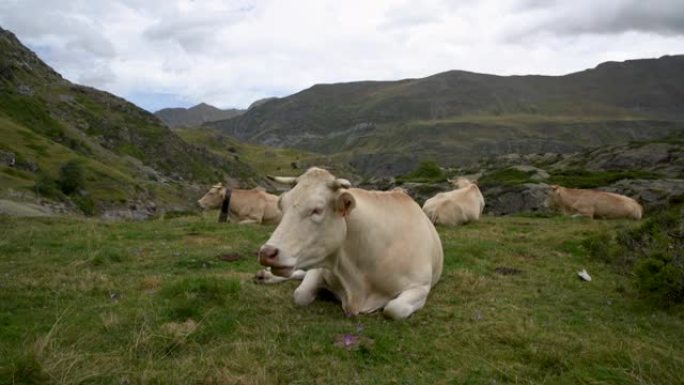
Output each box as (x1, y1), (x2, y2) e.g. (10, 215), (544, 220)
(254, 268), (275, 284)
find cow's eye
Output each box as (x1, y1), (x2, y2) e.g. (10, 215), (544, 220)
(311, 208), (323, 216)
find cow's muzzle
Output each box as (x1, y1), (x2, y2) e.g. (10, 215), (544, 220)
(258, 245), (293, 277)
(258, 245), (279, 265)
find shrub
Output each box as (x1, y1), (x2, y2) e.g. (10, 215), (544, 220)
(72, 194), (96, 216)
(584, 205), (684, 305)
(479, 168), (535, 187)
(397, 160), (445, 183)
(33, 173), (63, 200)
(549, 169), (659, 189)
(57, 160), (85, 195)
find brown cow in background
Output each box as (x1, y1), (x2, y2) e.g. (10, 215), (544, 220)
(547, 185), (643, 219)
(198, 183), (282, 224)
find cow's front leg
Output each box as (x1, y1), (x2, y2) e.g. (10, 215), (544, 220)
(239, 218), (260, 224)
(294, 268), (325, 306)
(254, 268), (306, 284)
(383, 285), (431, 320)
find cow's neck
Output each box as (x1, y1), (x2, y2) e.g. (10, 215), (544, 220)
(330, 247), (368, 314)
(331, 214), (384, 314)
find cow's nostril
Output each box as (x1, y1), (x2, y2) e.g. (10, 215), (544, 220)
(258, 245), (279, 265)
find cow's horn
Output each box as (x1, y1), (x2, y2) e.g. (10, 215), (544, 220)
(331, 178), (351, 190)
(268, 176), (297, 185)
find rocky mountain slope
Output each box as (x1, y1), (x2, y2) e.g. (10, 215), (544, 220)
(0, 26), (255, 217)
(376, 137), (684, 216)
(155, 103), (244, 128)
(208, 55), (684, 176)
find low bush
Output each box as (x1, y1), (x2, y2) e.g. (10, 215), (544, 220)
(57, 160), (85, 195)
(479, 167), (536, 187)
(33, 173), (63, 200)
(584, 204), (684, 305)
(549, 169), (659, 189)
(396, 160), (445, 183)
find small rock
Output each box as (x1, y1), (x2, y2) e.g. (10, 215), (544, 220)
(577, 269), (592, 282)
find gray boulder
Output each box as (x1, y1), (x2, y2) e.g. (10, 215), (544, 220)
(482, 183), (552, 215)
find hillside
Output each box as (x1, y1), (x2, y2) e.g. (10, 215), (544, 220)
(0, 26), (255, 217)
(175, 127), (354, 177)
(208, 55), (684, 176)
(155, 103), (244, 128)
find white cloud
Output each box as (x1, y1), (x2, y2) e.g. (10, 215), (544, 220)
(1, 0), (682, 111)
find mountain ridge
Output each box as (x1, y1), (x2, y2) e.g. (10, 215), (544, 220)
(155, 102), (244, 128)
(208, 54), (684, 176)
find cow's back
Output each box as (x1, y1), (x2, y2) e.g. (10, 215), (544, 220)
(594, 192), (643, 219)
(553, 187), (642, 219)
(346, 189), (443, 292)
(422, 185), (483, 226)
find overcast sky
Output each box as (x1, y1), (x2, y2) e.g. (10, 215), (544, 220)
(1, 0), (683, 112)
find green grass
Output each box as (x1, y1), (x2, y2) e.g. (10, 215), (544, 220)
(1, 214), (683, 384)
(479, 168), (537, 187)
(549, 169), (660, 189)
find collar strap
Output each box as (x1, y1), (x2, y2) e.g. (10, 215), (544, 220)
(218, 188), (232, 222)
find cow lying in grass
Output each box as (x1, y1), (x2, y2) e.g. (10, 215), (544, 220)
(422, 177), (485, 226)
(547, 185), (643, 219)
(258, 167), (444, 319)
(197, 183), (282, 224)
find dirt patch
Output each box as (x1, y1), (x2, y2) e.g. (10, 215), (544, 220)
(494, 267), (523, 276)
(217, 252), (243, 262)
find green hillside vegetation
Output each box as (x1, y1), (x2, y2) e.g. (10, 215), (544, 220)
(0, 27), (256, 215)
(1, 215), (683, 384)
(584, 202), (684, 305)
(175, 127), (353, 178)
(209, 56), (684, 176)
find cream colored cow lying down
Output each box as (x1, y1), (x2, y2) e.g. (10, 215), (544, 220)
(199, 184), (306, 284)
(548, 185), (643, 219)
(422, 177), (485, 226)
(197, 183), (282, 224)
(258, 167), (444, 319)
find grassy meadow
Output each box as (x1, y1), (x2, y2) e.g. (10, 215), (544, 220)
(1, 214), (683, 384)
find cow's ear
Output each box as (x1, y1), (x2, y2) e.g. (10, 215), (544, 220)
(330, 178), (351, 190)
(268, 176), (297, 186)
(335, 191), (356, 217)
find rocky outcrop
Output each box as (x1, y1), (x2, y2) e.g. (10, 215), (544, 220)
(605, 179), (684, 211)
(551, 141), (684, 177)
(482, 183), (552, 216)
(101, 200), (158, 221)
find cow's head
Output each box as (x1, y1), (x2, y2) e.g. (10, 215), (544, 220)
(449, 177), (475, 189)
(198, 183), (226, 209)
(259, 168), (353, 277)
(544, 184), (562, 208)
